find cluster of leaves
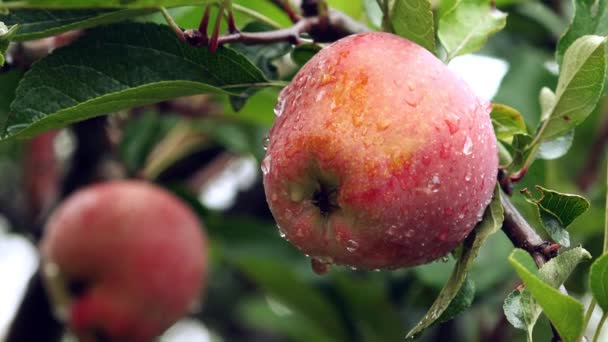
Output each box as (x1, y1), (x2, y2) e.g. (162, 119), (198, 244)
(0, 0), (608, 341)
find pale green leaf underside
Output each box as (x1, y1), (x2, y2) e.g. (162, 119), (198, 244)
(406, 187), (504, 339)
(2, 22), (268, 140)
(438, 0), (506, 61)
(390, 0), (435, 53)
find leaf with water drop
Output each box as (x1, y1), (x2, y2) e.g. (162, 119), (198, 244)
(521, 186), (590, 247)
(406, 185), (503, 339)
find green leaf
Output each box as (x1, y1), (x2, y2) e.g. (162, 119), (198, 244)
(228, 257), (348, 342)
(539, 86), (556, 122)
(0, 9), (154, 41)
(2, 22), (269, 140)
(509, 133), (533, 172)
(437, 276), (475, 323)
(291, 43), (322, 67)
(556, 0), (608, 66)
(508, 249), (587, 342)
(390, 0), (435, 53)
(363, 0), (383, 28)
(490, 103), (527, 143)
(0, 0), (215, 9)
(406, 186), (504, 339)
(437, 0), (507, 61)
(590, 254), (608, 312)
(522, 186), (590, 247)
(538, 35), (607, 142)
(229, 21), (291, 111)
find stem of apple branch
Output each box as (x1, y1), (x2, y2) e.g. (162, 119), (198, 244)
(269, 0), (301, 23)
(594, 313), (608, 342)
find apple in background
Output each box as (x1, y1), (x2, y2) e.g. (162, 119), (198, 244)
(262, 32), (498, 271)
(40, 180), (207, 341)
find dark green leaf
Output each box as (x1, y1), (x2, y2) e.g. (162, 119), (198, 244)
(438, 277), (475, 323)
(0, 0), (214, 9)
(0, 9), (153, 41)
(509, 133), (533, 172)
(437, 0), (507, 61)
(406, 186), (504, 339)
(490, 103), (527, 143)
(390, 0), (435, 53)
(522, 186), (590, 247)
(590, 254), (608, 312)
(2, 22), (268, 140)
(556, 0), (608, 66)
(509, 249), (586, 342)
(0, 70), (23, 131)
(291, 43), (322, 67)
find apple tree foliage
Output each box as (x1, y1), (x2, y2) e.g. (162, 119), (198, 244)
(0, 0), (608, 341)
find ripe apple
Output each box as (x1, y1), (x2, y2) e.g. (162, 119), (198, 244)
(40, 180), (207, 341)
(262, 32), (498, 270)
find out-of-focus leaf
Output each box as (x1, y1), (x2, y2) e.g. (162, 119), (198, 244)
(362, 0), (382, 28)
(515, 2), (565, 38)
(406, 186), (504, 339)
(119, 112), (178, 174)
(331, 272), (403, 341)
(1, 22), (268, 140)
(390, 0), (435, 53)
(229, 258), (348, 342)
(0, 9), (153, 41)
(291, 43), (322, 67)
(521, 185), (590, 246)
(538, 129), (574, 160)
(508, 249), (587, 342)
(230, 22), (292, 111)
(490, 103), (527, 143)
(590, 254), (608, 312)
(238, 297), (334, 342)
(556, 0), (608, 66)
(438, 0), (507, 61)
(537, 35), (607, 142)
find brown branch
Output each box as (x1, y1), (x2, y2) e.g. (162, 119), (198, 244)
(184, 7), (369, 49)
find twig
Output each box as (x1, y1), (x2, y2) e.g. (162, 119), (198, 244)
(269, 0), (301, 23)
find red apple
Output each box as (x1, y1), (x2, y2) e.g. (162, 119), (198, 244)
(40, 180), (207, 341)
(262, 32), (498, 270)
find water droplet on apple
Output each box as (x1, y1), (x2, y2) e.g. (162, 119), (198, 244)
(277, 224), (286, 238)
(427, 174), (441, 193)
(444, 112), (460, 135)
(465, 172), (472, 182)
(274, 98), (285, 117)
(463, 136), (473, 155)
(458, 213), (465, 220)
(405, 229), (414, 238)
(261, 155), (272, 175)
(346, 239), (359, 252)
(262, 136), (270, 150)
(311, 258), (331, 275)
